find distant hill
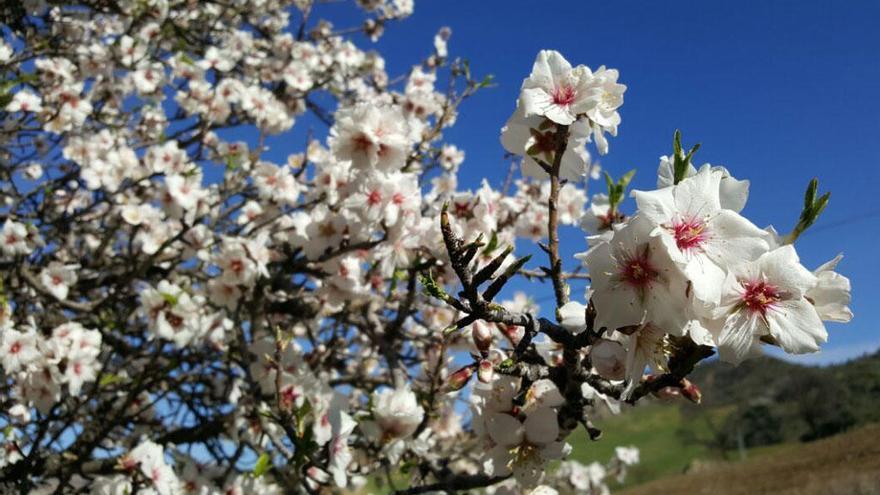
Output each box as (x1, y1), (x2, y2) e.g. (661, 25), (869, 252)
(689, 349), (880, 413)
(617, 423), (880, 495)
(566, 350), (880, 487)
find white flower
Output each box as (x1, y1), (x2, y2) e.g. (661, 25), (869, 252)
(163, 173), (205, 214)
(590, 339), (627, 380)
(327, 409), (357, 487)
(633, 166), (769, 305)
(64, 350), (100, 396)
(558, 301), (587, 334)
(519, 50), (597, 125)
(614, 445), (640, 465)
(523, 379), (564, 414)
(122, 440), (180, 495)
(581, 381), (621, 416)
(619, 323), (669, 398)
(39, 262), (78, 301)
(6, 90), (42, 113)
(483, 406), (569, 487)
(0, 328), (42, 373)
(433, 27), (450, 58)
(501, 107), (592, 182)
(530, 486), (559, 495)
(557, 183), (587, 224)
(586, 66), (625, 129)
(343, 172), (420, 226)
(580, 193), (624, 238)
(1, 221), (31, 257)
(253, 161), (301, 205)
(439, 144), (465, 171)
(23, 163), (43, 180)
(283, 61), (313, 92)
(371, 385), (424, 441)
(303, 205), (347, 260)
(807, 254), (853, 323)
(139, 280), (201, 347)
(657, 158), (750, 213)
(89, 475), (132, 495)
(583, 216), (692, 334)
(708, 245), (826, 364)
(330, 104), (413, 171)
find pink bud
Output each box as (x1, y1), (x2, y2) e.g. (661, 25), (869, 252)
(472, 321), (492, 353)
(444, 365), (474, 392)
(477, 359), (494, 383)
(499, 324), (523, 346)
(680, 378), (702, 404)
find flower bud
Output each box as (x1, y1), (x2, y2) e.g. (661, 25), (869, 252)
(680, 378), (702, 404)
(499, 324), (523, 346)
(472, 321), (492, 353)
(477, 359), (494, 383)
(444, 365), (474, 393)
(590, 338), (626, 380)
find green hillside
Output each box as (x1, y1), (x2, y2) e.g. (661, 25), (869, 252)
(566, 350), (880, 488)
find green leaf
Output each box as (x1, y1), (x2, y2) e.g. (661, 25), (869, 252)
(673, 129), (683, 157)
(787, 179), (831, 243)
(160, 292), (179, 306)
(672, 130), (700, 185)
(389, 269), (406, 292)
(804, 178), (818, 210)
(253, 452), (271, 478)
(419, 271), (448, 300)
(605, 170), (636, 212)
(99, 374), (125, 388)
(481, 231), (499, 256)
(619, 169), (636, 189)
(813, 192), (830, 220)
(178, 52), (195, 66)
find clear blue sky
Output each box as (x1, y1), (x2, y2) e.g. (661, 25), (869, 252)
(290, 1), (880, 364)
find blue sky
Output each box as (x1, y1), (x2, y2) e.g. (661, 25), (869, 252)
(296, 1), (880, 364)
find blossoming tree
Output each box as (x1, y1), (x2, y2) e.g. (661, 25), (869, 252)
(0, 1), (852, 494)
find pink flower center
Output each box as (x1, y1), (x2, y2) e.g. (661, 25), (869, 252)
(741, 280), (780, 316)
(367, 190), (383, 206)
(619, 246), (659, 289)
(166, 312), (184, 329)
(353, 133), (372, 152)
(552, 84), (577, 106)
(229, 259), (244, 274)
(671, 218), (708, 252)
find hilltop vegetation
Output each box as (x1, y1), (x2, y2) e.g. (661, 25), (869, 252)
(567, 350), (880, 487)
(617, 423), (880, 495)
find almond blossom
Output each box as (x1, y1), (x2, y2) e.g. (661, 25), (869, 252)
(709, 245), (827, 364)
(519, 50), (598, 125)
(633, 166), (769, 305)
(38, 263), (79, 301)
(0, 3), (852, 493)
(583, 216), (693, 334)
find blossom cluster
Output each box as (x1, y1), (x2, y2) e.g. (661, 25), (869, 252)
(0, 1), (851, 494)
(487, 446), (640, 495)
(574, 160), (851, 395)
